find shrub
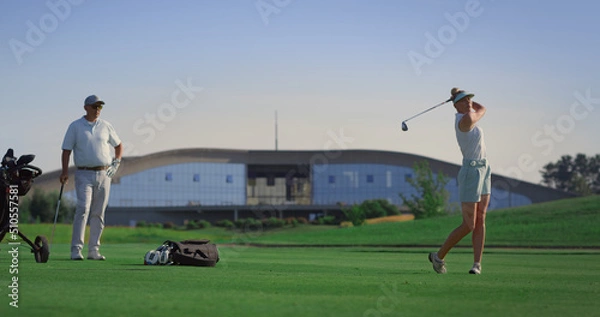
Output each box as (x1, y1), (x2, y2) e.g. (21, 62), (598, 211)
(357, 199), (401, 219)
(296, 217), (309, 224)
(136, 220), (147, 228)
(197, 219), (211, 229)
(263, 217), (285, 229)
(316, 215), (338, 225)
(233, 219), (245, 229)
(235, 218), (262, 230)
(284, 217), (296, 225)
(163, 221), (175, 229)
(216, 219), (235, 229)
(377, 199), (401, 215)
(186, 220), (200, 230)
(342, 205), (365, 226)
(360, 200), (387, 219)
(284, 217), (299, 227)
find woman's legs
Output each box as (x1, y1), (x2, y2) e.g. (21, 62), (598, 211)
(437, 202), (477, 259)
(435, 194), (489, 274)
(472, 194), (490, 263)
(432, 162), (491, 273)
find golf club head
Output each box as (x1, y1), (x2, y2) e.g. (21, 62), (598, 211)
(401, 121), (408, 131)
(2, 148), (15, 167)
(17, 154), (35, 166)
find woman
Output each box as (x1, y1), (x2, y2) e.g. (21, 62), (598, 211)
(429, 88), (491, 274)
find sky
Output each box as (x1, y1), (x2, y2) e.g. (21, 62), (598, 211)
(1, 0), (599, 185)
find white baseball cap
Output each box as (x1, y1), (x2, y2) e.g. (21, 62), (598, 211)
(84, 95), (105, 106)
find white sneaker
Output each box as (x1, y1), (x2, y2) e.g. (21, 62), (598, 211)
(87, 252), (106, 261)
(469, 263), (481, 274)
(428, 252), (447, 274)
(71, 251), (84, 261)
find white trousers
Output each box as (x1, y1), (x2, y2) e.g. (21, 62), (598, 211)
(71, 170), (111, 254)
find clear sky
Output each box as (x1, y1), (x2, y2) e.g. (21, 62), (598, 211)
(1, 0), (599, 185)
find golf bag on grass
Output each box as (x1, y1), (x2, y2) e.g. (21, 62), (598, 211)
(144, 239), (219, 267)
(0, 148), (48, 263)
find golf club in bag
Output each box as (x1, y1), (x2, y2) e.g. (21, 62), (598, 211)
(0, 148), (49, 263)
(401, 97), (453, 132)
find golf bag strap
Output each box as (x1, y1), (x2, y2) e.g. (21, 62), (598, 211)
(162, 239), (210, 250)
(180, 239), (210, 244)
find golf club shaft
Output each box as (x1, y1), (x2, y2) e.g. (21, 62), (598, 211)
(403, 98), (452, 123)
(50, 183), (64, 248)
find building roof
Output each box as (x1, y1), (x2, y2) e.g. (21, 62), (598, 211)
(33, 148), (575, 204)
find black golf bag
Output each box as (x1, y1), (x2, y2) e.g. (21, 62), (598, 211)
(0, 148), (49, 263)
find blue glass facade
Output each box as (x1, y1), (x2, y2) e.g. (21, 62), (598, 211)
(488, 187), (532, 209)
(312, 163), (531, 210)
(313, 164), (418, 206)
(62, 161), (532, 210)
(107, 163), (246, 207)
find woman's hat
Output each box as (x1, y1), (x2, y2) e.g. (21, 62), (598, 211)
(453, 91), (474, 103)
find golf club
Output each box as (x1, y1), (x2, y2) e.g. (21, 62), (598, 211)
(50, 182), (64, 250)
(401, 98), (453, 131)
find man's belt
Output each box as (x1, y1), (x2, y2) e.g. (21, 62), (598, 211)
(77, 166), (109, 171)
(463, 159), (487, 167)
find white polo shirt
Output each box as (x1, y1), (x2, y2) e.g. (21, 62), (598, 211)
(455, 113), (486, 161)
(62, 116), (121, 167)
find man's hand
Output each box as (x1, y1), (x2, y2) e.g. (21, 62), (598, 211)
(59, 173), (68, 184)
(106, 158), (121, 178)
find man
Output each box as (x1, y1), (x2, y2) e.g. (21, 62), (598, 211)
(59, 95), (122, 260)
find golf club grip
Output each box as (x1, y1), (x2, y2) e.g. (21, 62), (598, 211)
(58, 182), (64, 199)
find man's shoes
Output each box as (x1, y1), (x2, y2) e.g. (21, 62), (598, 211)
(428, 252), (447, 274)
(71, 251), (84, 261)
(469, 263), (481, 274)
(87, 252), (106, 261)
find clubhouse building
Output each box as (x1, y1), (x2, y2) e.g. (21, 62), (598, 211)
(34, 148), (573, 226)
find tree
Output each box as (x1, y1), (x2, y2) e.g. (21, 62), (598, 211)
(342, 205), (366, 226)
(28, 189), (53, 222)
(21, 189), (76, 223)
(541, 153), (600, 195)
(400, 160), (450, 219)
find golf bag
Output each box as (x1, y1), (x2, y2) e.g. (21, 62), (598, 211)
(164, 239), (220, 267)
(0, 148), (49, 263)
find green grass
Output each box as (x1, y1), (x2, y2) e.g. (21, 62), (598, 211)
(0, 245), (598, 317)
(243, 195), (600, 247)
(1, 195), (599, 316)
(16, 195), (600, 248)
(18, 223), (233, 245)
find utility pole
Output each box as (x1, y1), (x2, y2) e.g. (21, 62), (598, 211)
(275, 110), (279, 151)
